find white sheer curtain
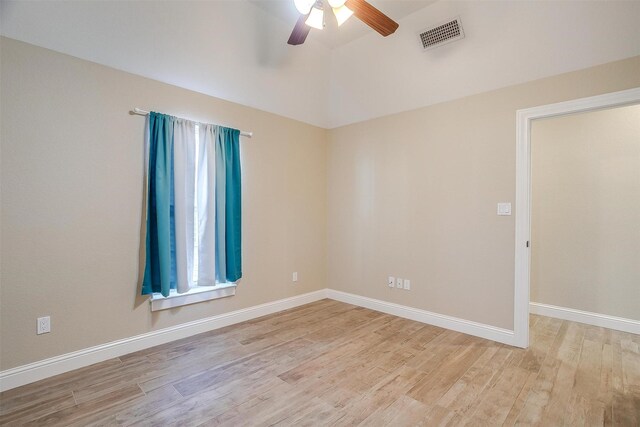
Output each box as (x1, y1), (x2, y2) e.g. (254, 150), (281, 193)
(173, 119), (196, 293)
(196, 124), (217, 286)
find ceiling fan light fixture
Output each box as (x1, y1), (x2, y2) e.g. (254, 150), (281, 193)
(328, 0), (346, 7)
(294, 0), (314, 15)
(305, 5), (324, 30)
(332, 4), (353, 26)
(288, 0), (399, 46)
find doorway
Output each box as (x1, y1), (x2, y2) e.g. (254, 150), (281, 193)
(513, 87), (640, 348)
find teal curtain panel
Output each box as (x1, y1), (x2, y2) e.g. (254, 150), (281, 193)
(142, 112), (176, 297)
(216, 127), (242, 283)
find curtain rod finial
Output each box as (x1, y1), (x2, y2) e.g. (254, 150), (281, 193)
(133, 107), (149, 115)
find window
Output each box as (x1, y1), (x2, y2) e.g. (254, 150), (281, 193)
(142, 113), (242, 310)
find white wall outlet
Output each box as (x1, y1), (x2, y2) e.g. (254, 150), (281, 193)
(37, 316), (51, 335)
(396, 277), (403, 288)
(403, 279), (411, 290)
(292, 272), (298, 282)
(388, 276), (395, 288)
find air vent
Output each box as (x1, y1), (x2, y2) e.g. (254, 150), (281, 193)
(419, 17), (465, 51)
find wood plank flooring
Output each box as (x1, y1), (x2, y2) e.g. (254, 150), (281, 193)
(1, 299), (639, 426)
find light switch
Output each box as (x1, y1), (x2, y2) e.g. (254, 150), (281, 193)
(497, 203), (511, 216)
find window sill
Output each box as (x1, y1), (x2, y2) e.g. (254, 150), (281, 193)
(150, 283), (236, 311)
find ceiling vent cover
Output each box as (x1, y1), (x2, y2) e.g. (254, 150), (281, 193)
(419, 17), (464, 51)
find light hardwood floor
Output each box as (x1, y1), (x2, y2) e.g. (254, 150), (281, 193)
(1, 299), (639, 426)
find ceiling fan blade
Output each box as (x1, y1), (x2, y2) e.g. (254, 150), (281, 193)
(288, 14), (311, 45)
(345, 0), (399, 37)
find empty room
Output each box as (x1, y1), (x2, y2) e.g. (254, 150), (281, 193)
(1, 0), (639, 425)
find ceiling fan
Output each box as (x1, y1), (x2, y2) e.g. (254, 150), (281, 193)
(288, 0), (399, 46)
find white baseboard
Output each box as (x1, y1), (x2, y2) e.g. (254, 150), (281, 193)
(530, 302), (640, 335)
(1, 288), (523, 393)
(326, 290), (517, 347)
(0, 289), (328, 392)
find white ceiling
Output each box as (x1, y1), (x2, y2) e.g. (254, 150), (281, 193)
(249, 0), (437, 49)
(0, 0), (333, 127)
(1, 1), (639, 128)
(327, 0), (640, 127)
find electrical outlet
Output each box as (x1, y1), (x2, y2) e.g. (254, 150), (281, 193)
(403, 279), (411, 290)
(396, 277), (403, 288)
(388, 276), (395, 288)
(37, 316), (51, 335)
(292, 272), (298, 282)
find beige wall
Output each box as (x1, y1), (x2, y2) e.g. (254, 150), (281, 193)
(0, 38), (327, 370)
(327, 56), (640, 330)
(531, 105), (640, 321)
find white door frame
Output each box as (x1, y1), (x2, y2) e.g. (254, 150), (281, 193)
(513, 87), (640, 348)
